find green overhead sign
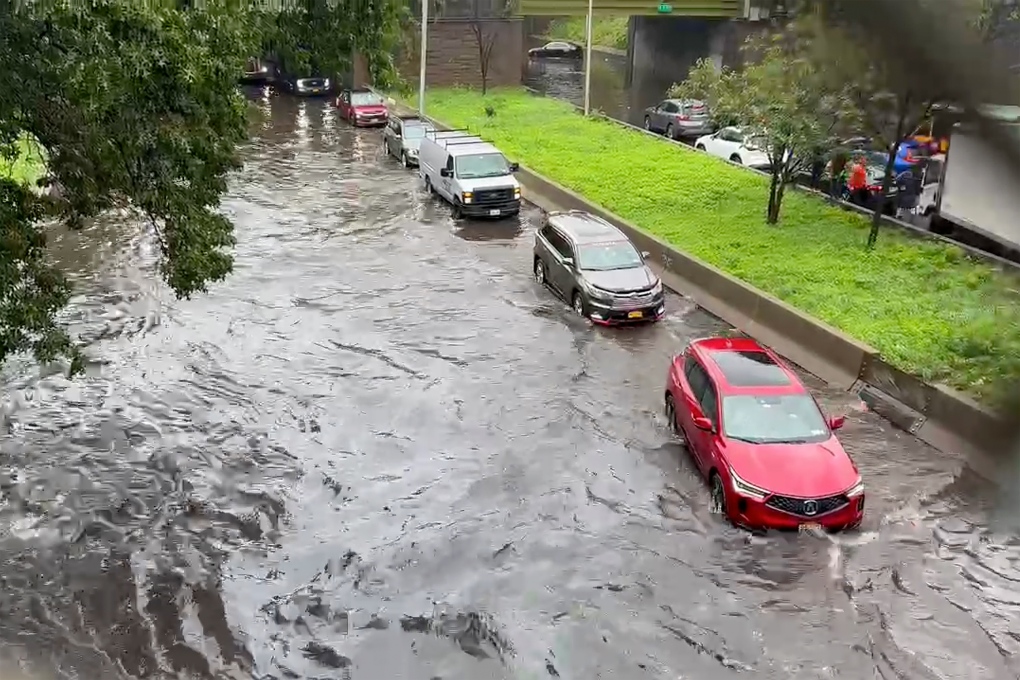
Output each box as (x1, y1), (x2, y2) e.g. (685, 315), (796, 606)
(657, 2), (672, 11)
(517, 0), (741, 17)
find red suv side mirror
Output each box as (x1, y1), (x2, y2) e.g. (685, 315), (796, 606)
(828, 415), (846, 431)
(693, 415), (713, 431)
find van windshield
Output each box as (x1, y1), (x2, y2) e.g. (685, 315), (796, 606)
(456, 153), (510, 179)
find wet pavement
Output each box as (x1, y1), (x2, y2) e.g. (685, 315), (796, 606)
(0, 90), (1018, 680)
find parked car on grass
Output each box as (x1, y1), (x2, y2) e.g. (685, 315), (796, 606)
(383, 115), (435, 167)
(418, 130), (522, 219)
(335, 88), (388, 127)
(279, 75), (332, 96)
(643, 99), (714, 140)
(528, 41), (583, 59)
(694, 127), (771, 169)
(533, 210), (665, 325)
(664, 336), (864, 532)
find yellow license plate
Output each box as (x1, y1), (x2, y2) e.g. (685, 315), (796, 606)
(628, 311), (643, 319)
(312, 88), (321, 93)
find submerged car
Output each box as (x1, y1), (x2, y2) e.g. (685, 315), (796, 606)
(335, 88), (389, 127)
(279, 75), (332, 96)
(383, 115), (435, 167)
(664, 336), (864, 531)
(533, 210), (665, 324)
(528, 41), (583, 59)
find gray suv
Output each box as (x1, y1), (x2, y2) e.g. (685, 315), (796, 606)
(643, 98), (714, 140)
(383, 115), (435, 167)
(533, 211), (665, 324)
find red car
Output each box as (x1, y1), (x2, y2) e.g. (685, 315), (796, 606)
(664, 336), (864, 531)
(334, 88), (389, 127)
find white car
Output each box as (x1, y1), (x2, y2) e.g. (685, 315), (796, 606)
(694, 127), (772, 169)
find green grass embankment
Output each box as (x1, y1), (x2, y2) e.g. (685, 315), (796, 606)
(0, 135), (47, 186)
(413, 87), (1020, 407)
(545, 16), (629, 51)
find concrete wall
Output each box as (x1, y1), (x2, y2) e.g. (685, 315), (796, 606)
(398, 18), (524, 89)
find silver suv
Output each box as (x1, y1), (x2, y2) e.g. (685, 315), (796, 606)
(533, 211), (665, 324)
(383, 115), (435, 167)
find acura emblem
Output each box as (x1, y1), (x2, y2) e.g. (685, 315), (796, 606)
(802, 500), (819, 516)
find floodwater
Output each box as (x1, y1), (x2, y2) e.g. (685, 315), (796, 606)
(0, 91), (1018, 680)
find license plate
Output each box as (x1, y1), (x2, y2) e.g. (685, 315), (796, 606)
(488, 209), (500, 216)
(799, 522), (822, 533)
(628, 310), (643, 319)
(312, 88), (321, 93)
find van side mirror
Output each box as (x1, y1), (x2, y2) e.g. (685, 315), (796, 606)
(828, 415), (845, 431)
(509, 162), (519, 172)
(693, 415), (714, 432)
(440, 168), (451, 178)
(641, 251), (650, 259)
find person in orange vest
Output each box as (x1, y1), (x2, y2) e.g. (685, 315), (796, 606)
(847, 156), (869, 206)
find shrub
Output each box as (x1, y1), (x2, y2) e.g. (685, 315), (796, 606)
(417, 87), (1020, 407)
(0, 134), (47, 186)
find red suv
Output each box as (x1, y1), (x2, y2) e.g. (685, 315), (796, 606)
(664, 336), (864, 531)
(335, 88), (388, 127)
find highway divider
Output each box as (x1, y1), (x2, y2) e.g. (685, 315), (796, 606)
(385, 95), (1014, 478)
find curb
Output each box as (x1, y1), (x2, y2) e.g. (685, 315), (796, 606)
(385, 95), (1014, 477)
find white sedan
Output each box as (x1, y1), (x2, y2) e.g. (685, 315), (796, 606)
(694, 126), (772, 169)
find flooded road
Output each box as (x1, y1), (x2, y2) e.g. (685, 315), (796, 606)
(1, 91), (1018, 680)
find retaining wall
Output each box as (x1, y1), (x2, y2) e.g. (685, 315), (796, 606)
(387, 96), (1016, 477)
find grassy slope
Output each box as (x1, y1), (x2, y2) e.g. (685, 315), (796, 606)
(545, 17), (629, 50)
(418, 88), (1020, 405)
(0, 135), (47, 186)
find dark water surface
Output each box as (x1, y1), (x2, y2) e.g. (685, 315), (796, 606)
(1, 91), (1018, 680)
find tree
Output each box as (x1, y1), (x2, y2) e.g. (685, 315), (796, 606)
(0, 0), (403, 376)
(468, 0), (514, 95)
(671, 19), (859, 224)
(804, 5), (942, 249)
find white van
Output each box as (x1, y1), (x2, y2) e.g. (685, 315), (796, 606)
(418, 130), (522, 219)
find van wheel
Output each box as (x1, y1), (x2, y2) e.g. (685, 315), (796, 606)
(425, 176), (434, 194)
(451, 201), (463, 220)
(534, 258), (546, 285)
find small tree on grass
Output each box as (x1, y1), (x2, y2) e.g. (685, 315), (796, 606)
(468, 0), (513, 94)
(671, 19), (858, 224)
(804, 8), (941, 249)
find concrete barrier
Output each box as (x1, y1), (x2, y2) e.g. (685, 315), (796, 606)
(384, 94), (1015, 469)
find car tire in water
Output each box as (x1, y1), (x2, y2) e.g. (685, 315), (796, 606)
(425, 176), (434, 194)
(534, 258), (546, 286)
(730, 154), (742, 164)
(451, 201), (463, 220)
(401, 151), (410, 168)
(666, 123), (675, 140)
(710, 472), (729, 520)
(572, 291), (588, 318)
(664, 393), (682, 438)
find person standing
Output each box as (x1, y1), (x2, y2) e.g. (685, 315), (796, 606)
(847, 156), (869, 206)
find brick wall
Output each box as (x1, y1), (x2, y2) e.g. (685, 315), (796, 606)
(398, 18), (524, 89)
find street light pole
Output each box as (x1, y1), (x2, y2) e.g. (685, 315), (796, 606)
(419, 0), (429, 115)
(583, 0), (594, 116)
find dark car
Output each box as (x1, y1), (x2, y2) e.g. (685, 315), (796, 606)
(279, 75), (332, 97)
(383, 115), (435, 167)
(528, 41), (583, 59)
(533, 210), (665, 325)
(240, 57), (275, 85)
(643, 98), (714, 140)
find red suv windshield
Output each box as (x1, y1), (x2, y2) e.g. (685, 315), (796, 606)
(721, 394), (830, 444)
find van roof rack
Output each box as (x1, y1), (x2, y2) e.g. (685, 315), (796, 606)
(445, 138), (488, 146)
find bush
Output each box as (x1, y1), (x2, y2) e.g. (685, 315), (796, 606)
(545, 17), (629, 50)
(417, 87), (1020, 407)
